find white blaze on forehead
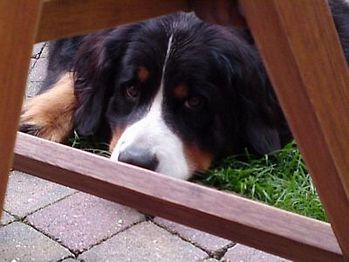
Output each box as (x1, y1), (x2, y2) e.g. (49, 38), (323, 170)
(111, 35), (191, 180)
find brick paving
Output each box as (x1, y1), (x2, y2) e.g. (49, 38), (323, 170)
(153, 217), (232, 256)
(27, 192), (145, 254)
(0, 42), (290, 261)
(79, 222), (208, 261)
(0, 222), (72, 261)
(0, 212), (15, 226)
(4, 172), (75, 218)
(223, 245), (287, 261)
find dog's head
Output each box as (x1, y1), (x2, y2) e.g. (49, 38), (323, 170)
(73, 13), (285, 179)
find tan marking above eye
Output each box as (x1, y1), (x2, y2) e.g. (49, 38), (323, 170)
(137, 66), (150, 83)
(174, 84), (189, 100)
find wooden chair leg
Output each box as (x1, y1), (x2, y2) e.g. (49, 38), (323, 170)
(0, 1), (42, 210)
(13, 133), (343, 260)
(241, 0), (349, 257)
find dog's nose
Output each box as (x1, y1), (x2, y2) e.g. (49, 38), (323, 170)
(118, 146), (159, 171)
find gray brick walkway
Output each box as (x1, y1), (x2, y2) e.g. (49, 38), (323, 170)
(0, 43), (289, 261)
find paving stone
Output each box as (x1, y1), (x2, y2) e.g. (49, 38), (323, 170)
(26, 81), (43, 97)
(223, 244), (289, 262)
(27, 192), (145, 253)
(0, 222), (71, 261)
(79, 222), (208, 262)
(29, 57), (48, 82)
(26, 60), (36, 96)
(154, 217), (231, 254)
(61, 258), (79, 261)
(29, 58), (37, 71)
(41, 42), (50, 58)
(32, 42), (46, 58)
(0, 211), (15, 226)
(4, 171), (76, 218)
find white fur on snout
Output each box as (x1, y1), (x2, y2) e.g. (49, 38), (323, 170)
(110, 34), (191, 180)
(110, 90), (190, 179)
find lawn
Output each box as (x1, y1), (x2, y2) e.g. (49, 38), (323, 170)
(197, 141), (326, 221)
(69, 132), (326, 222)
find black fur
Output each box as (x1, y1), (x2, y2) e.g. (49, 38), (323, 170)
(41, 37), (82, 93)
(37, 1), (349, 162)
(329, 0), (349, 61)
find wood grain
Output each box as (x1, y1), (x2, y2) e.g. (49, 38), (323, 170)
(5, 0), (347, 259)
(13, 133), (342, 261)
(0, 1), (42, 209)
(190, 0), (246, 27)
(241, 0), (349, 257)
(36, 0), (190, 42)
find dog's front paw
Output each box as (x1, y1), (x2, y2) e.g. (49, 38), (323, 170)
(19, 123), (41, 136)
(19, 102), (73, 143)
(19, 73), (76, 143)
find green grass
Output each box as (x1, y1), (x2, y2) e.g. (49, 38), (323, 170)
(68, 131), (111, 158)
(69, 132), (326, 221)
(199, 141), (326, 221)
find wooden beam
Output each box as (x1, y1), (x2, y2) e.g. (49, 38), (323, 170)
(0, 1), (42, 209)
(13, 133), (342, 261)
(36, 0), (190, 43)
(190, 0), (246, 27)
(241, 0), (349, 257)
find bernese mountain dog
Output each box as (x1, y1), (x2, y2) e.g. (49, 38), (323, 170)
(20, 1), (349, 180)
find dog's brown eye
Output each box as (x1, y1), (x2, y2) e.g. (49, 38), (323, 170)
(185, 96), (205, 110)
(125, 85), (140, 100)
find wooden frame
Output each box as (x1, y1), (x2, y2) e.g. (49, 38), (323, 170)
(13, 133), (342, 261)
(1, 0), (348, 261)
(241, 0), (349, 256)
(36, 0), (191, 42)
(0, 0), (42, 208)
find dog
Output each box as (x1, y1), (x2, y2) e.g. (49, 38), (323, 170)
(20, 1), (349, 180)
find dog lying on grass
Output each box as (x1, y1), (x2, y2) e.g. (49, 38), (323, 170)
(20, 1), (349, 180)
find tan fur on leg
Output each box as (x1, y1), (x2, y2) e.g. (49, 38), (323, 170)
(20, 73), (76, 143)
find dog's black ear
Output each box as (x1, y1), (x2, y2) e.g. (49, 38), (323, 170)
(73, 25), (137, 136)
(244, 111), (282, 155)
(240, 57), (283, 155)
(227, 31), (284, 154)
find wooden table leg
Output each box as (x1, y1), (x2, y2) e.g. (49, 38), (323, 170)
(190, 0), (246, 27)
(0, 0), (42, 210)
(13, 132), (343, 261)
(241, 0), (349, 257)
